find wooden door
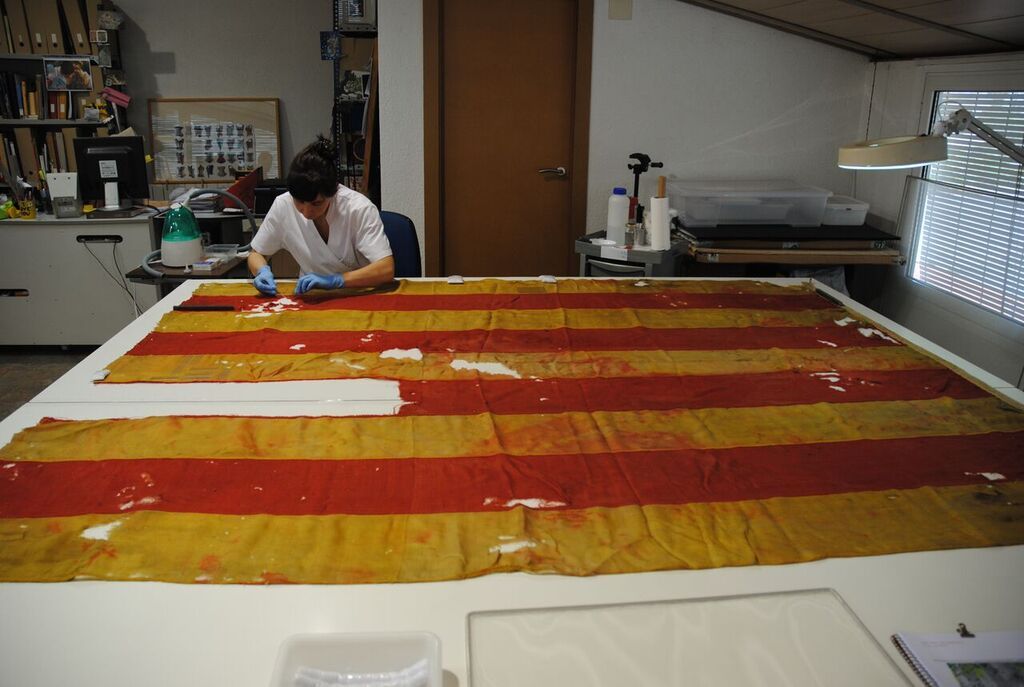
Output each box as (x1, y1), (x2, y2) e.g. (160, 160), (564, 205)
(426, 0), (591, 277)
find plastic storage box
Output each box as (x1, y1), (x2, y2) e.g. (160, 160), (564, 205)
(269, 632), (442, 687)
(823, 195), (869, 225)
(668, 180), (832, 227)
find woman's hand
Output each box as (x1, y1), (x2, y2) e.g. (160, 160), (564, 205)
(294, 273), (345, 294)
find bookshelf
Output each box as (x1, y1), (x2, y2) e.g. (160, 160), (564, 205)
(330, 0), (379, 205)
(0, 1), (133, 201)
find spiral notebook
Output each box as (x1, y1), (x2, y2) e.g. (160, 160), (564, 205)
(891, 630), (1024, 687)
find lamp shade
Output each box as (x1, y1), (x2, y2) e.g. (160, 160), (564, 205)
(837, 135), (947, 170)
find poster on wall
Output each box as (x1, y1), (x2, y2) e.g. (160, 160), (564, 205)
(148, 97), (281, 184)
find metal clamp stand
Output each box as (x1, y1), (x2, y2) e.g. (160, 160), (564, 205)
(627, 152), (663, 222)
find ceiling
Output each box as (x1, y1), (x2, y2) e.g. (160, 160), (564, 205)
(676, 0), (1024, 60)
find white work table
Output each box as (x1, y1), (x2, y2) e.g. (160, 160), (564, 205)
(2, 278), (1022, 686)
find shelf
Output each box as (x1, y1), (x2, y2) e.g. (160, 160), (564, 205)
(0, 54), (98, 63)
(0, 118), (110, 127)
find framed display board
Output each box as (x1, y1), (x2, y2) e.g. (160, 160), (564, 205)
(148, 97), (281, 184)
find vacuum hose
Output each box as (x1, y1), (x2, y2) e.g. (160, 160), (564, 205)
(141, 188), (259, 278)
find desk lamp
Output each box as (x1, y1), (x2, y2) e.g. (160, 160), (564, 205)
(838, 108), (1024, 170)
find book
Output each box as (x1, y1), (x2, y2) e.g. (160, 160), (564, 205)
(892, 630), (1024, 687)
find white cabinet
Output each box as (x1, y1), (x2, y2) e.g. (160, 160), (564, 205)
(0, 216), (159, 345)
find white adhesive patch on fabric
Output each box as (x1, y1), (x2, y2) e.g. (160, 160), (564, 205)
(489, 540), (537, 554)
(380, 348), (424, 361)
(834, 317), (856, 327)
(858, 327), (899, 343)
(451, 359), (521, 378)
(965, 472), (1006, 481)
(81, 520), (123, 541)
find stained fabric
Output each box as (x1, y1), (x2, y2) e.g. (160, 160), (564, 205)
(1, 279), (1022, 584)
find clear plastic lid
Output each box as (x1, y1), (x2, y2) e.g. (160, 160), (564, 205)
(668, 179), (832, 198)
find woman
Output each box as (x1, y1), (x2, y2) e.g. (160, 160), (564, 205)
(247, 136), (394, 296)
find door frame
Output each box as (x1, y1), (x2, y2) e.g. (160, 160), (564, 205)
(422, 0), (593, 276)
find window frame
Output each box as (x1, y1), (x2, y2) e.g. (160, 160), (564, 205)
(903, 69), (1024, 325)
(906, 88), (1024, 324)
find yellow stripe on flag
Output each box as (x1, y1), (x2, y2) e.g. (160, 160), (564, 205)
(103, 345), (931, 383)
(196, 279), (812, 298)
(156, 307), (843, 334)
(2, 482), (1020, 583)
(4, 397), (1021, 463)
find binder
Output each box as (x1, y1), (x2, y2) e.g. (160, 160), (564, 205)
(44, 130), (57, 170)
(54, 129), (66, 169)
(83, 0), (97, 54)
(23, 0), (64, 54)
(0, 9), (10, 53)
(892, 629), (1024, 687)
(58, 0), (87, 53)
(12, 126), (39, 186)
(60, 126), (76, 170)
(4, 0), (32, 54)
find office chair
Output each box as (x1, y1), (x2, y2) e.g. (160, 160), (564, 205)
(380, 211), (422, 278)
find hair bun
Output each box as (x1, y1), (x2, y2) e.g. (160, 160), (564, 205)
(312, 135), (337, 161)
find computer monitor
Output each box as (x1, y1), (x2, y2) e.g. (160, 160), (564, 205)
(73, 135), (150, 218)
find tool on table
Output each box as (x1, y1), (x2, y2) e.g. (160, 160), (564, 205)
(173, 304), (235, 312)
(627, 152), (663, 225)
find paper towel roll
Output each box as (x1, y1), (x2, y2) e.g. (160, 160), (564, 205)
(649, 196), (670, 251)
(104, 181), (120, 208)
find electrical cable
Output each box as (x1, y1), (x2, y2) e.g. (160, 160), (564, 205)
(110, 242), (142, 316)
(853, 62), (879, 200)
(82, 242), (141, 316)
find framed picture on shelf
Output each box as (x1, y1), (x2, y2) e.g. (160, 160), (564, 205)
(148, 97), (281, 184)
(44, 59), (93, 91)
(338, 0), (376, 32)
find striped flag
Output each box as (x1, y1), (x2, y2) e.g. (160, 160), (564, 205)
(1, 279), (1021, 584)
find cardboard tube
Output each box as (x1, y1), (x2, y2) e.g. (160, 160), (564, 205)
(649, 196), (670, 250)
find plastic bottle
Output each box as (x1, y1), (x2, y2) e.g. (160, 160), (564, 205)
(606, 187), (629, 244)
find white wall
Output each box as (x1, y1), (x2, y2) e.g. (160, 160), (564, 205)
(116, 0), (333, 168)
(586, 0), (869, 231)
(851, 54), (1024, 387)
(377, 2), (424, 236)
(375, 0), (871, 258)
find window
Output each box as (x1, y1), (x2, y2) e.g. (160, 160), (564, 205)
(910, 91), (1024, 324)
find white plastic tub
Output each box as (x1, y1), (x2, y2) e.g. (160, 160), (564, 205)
(668, 180), (832, 227)
(269, 632), (442, 687)
(823, 195), (869, 225)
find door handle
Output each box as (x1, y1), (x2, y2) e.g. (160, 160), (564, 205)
(538, 166), (567, 176)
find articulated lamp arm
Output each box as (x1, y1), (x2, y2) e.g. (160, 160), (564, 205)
(937, 108), (1024, 166)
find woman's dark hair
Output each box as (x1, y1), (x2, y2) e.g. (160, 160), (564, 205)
(287, 135), (338, 201)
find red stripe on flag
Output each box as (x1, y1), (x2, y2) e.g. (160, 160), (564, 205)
(395, 369), (988, 415)
(2, 432), (1022, 518)
(180, 291), (836, 312)
(127, 325), (896, 356)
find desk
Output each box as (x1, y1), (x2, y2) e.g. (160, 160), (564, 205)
(125, 255), (250, 294)
(0, 213), (159, 345)
(1, 278), (1021, 687)
(683, 224), (904, 267)
(576, 225), (904, 277)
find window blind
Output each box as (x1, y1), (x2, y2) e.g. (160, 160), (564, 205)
(911, 91), (1024, 324)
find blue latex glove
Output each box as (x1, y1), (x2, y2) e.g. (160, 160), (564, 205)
(253, 265), (277, 296)
(295, 273), (345, 295)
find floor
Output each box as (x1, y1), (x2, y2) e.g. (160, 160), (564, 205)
(0, 346), (95, 421)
